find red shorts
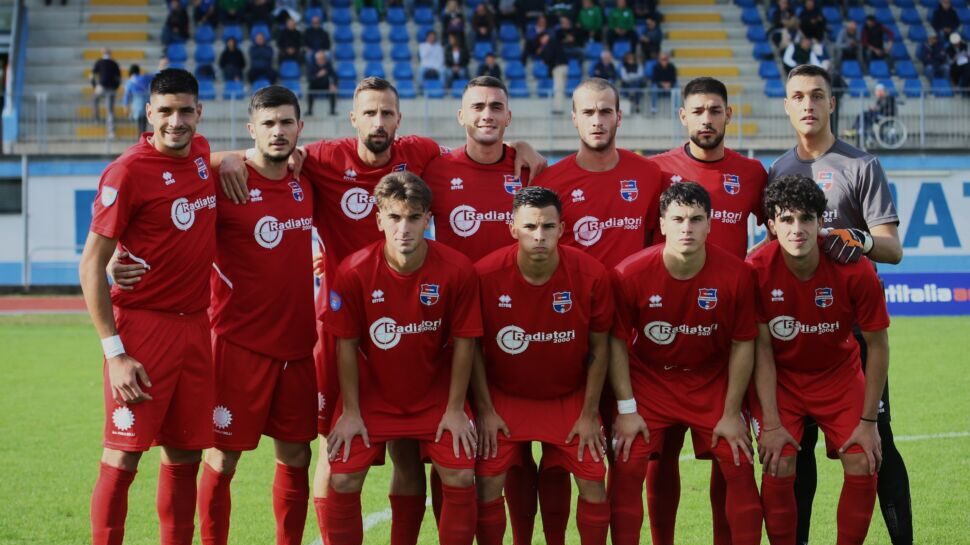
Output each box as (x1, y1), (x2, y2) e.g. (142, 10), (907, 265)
(750, 365), (866, 459)
(103, 307), (213, 452)
(330, 433), (476, 474)
(314, 322), (340, 435)
(211, 335), (317, 450)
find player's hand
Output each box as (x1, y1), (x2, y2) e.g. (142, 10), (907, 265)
(511, 141), (547, 179)
(567, 412), (606, 463)
(312, 252), (326, 278)
(437, 409), (478, 459)
(107, 353), (153, 404)
(106, 251), (148, 291)
(476, 407), (510, 459)
(758, 426), (801, 477)
(840, 421), (882, 475)
(327, 412), (369, 463)
(712, 412), (754, 466)
(219, 153), (250, 204)
(821, 228), (872, 264)
(613, 412), (649, 463)
(288, 145), (307, 179)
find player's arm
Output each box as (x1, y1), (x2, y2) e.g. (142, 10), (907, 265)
(106, 250), (149, 290)
(470, 344), (509, 458)
(753, 323), (800, 475)
(328, 336), (369, 462)
(712, 338), (755, 465)
(866, 223), (903, 264)
(508, 140), (547, 178)
(567, 330), (609, 462)
(608, 335), (649, 462)
(437, 336), (478, 459)
(212, 147), (307, 204)
(839, 328), (889, 474)
(78, 231), (153, 404)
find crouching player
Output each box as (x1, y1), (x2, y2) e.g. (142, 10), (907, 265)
(749, 175), (889, 545)
(609, 182), (764, 545)
(472, 186), (613, 545)
(324, 172), (482, 545)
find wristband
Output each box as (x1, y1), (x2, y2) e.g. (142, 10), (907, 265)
(617, 398), (637, 415)
(762, 425), (782, 432)
(860, 416), (878, 423)
(101, 335), (126, 359)
(861, 231), (874, 254)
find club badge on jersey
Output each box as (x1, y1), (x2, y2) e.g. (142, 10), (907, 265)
(289, 180), (304, 202)
(722, 174), (740, 195)
(419, 283), (440, 306)
(697, 288), (718, 310)
(195, 157), (209, 180)
(619, 179), (639, 201)
(815, 287), (834, 308)
(392, 163), (407, 172)
(503, 174), (522, 195)
(816, 171), (834, 191)
(552, 291), (573, 314)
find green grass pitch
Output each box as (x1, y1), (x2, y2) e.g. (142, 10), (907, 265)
(1, 314), (968, 544)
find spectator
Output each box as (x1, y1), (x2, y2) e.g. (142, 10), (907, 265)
(122, 64), (150, 135)
(419, 29), (446, 80)
(219, 37), (246, 81)
(471, 3), (496, 42)
(836, 20), (862, 67)
(525, 14), (551, 60)
(618, 50), (646, 113)
(248, 32), (277, 84)
(277, 16), (303, 63)
(639, 16), (663, 60)
(932, 0), (961, 39)
(304, 15), (331, 56)
(496, 0), (518, 25)
(307, 50), (337, 116)
(192, 0), (217, 26)
(632, 0), (663, 24)
(557, 16), (584, 60)
(441, 0), (466, 41)
(218, 0), (246, 25)
(518, 0), (548, 29)
(162, 0), (190, 45)
(274, 0), (300, 24)
(770, 0), (798, 45)
(850, 83), (898, 140)
(246, 0), (274, 30)
(783, 34), (824, 74)
(577, 0), (605, 44)
(920, 32), (949, 78)
(862, 15), (894, 65)
(947, 32), (970, 88)
(90, 47), (121, 136)
(649, 51), (677, 114)
(799, 0), (827, 42)
(477, 52), (503, 80)
(592, 49), (619, 81)
(445, 33), (471, 85)
(776, 16), (802, 49)
(607, 0), (637, 50)
(537, 32), (569, 113)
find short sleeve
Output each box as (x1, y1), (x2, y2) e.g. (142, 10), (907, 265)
(90, 162), (137, 240)
(732, 265), (759, 341)
(589, 265), (615, 333)
(322, 266), (365, 338)
(402, 135), (447, 175)
(857, 157), (899, 228)
(610, 268), (637, 340)
(851, 259), (891, 332)
(450, 264), (483, 338)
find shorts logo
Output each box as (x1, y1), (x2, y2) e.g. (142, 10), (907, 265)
(768, 315), (841, 341)
(340, 188), (376, 220)
(552, 291), (572, 313)
(571, 189), (585, 202)
(649, 294), (663, 308)
(450, 177), (464, 190)
(253, 215), (313, 249)
(369, 316), (443, 350)
(213, 406), (233, 430)
(498, 294), (512, 308)
(101, 186), (118, 207)
(496, 324), (577, 355)
(392, 163), (407, 172)
(644, 320), (719, 345)
(816, 171), (834, 191)
(170, 195), (216, 231)
(289, 180), (304, 202)
(371, 289), (385, 303)
(751, 416), (761, 438)
(318, 392), (326, 413)
(329, 290), (342, 312)
(503, 175), (522, 195)
(163, 171), (175, 185)
(112, 406), (135, 431)
(619, 180), (639, 202)
(419, 283), (440, 306)
(195, 157), (209, 180)
(697, 288), (718, 310)
(723, 174), (740, 195)
(815, 287), (834, 308)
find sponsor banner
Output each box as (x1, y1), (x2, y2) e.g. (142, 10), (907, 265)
(881, 273), (970, 316)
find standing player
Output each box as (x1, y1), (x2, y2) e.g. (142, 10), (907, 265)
(324, 172), (481, 545)
(749, 174), (890, 545)
(196, 87), (316, 545)
(647, 76), (769, 545)
(770, 64), (909, 545)
(609, 182), (764, 545)
(79, 69), (215, 545)
(472, 186), (612, 545)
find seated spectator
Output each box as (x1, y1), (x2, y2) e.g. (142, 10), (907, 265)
(441, 0), (466, 41)
(274, 0), (300, 24)
(557, 16), (584, 60)
(920, 33), (949, 78)
(496, 0), (518, 25)
(775, 17), (802, 49)
(192, 0), (216, 27)
(477, 52), (503, 80)
(307, 50), (337, 116)
(947, 32), (970, 88)
(246, 0), (274, 30)
(632, 0), (663, 24)
(161, 0), (189, 45)
(218, 0), (245, 25)
(219, 37), (246, 81)
(862, 15), (894, 65)
(248, 32), (277, 84)
(783, 34), (823, 74)
(933, 0), (961, 39)
(277, 16), (303, 64)
(836, 20), (862, 67)
(770, 0), (798, 45)
(592, 50), (619, 81)
(607, 0), (638, 50)
(577, 0), (605, 44)
(649, 51), (677, 114)
(799, 0), (827, 42)
(850, 83), (897, 141)
(445, 33), (471, 85)
(122, 64), (151, 135)
(304, 15), (331, 55)
(525, 15), (551, 60)
(618, 50), (646, 113)
(639, 16), (663, 60)
(471, 3), (496, 42)
(519, 0), (548, 29)
(419, 29), (446, 80)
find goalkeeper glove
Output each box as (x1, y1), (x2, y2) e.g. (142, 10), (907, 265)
(821, 228), (873, 264)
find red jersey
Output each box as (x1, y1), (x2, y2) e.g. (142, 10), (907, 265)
(425, 145), (528, 262)
(747, 241), (890, 374)
(210, 165), (317, 361)
(324, 240), (482, 434)
(90, 134), (215, 314)
(650, 145), (768, 258)
(533, 149), (663, 268)
(475, 244), (613, 399)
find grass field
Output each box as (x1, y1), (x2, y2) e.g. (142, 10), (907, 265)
(1, 314), (968, 545)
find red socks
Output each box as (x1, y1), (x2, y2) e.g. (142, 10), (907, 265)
(430, 467), (444, 524)
(157, 462), (200, 545)
(538, 465), (572, 545)
(198, 463), (234, 545)
(273, 463), (310, 545)
(837, 473), (878, 545)
(389, 494), (426, 545)
(710, 462), (733, 545)
(91, 462), (136, 545)
(439, 484), (477, 545)
(761, 473), (797, 544)
(576, 498), (610, 545)
(326, 487), (363, 545)
(505, 454), (538, 545)
(476, 497), (507, 545)
(312, 496), (328, 544)
(608, 456), (649, 545)
(645, 432), (683, 545)
(715, 458), (763, 545)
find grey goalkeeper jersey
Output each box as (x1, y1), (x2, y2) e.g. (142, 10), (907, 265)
(768, 139), (899, 231)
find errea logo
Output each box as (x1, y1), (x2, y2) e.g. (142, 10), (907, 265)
(670, 175), (683, 183)
(498, 294), (512, 308)
(450, 178), (464, 190)
(163, 171), (175, 185)
(371, 289), (385, 303)
(571, 189), (585, 202)
(343, 168), (357, 180)
(649, 295), (663, 308)
(771, 289), (784, 302)
(249, 188), (263, 202)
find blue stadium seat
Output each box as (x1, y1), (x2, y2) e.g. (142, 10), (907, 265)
(501, 42), (522, 61)
(194, 64), (215, 82)
(363, 61), (385, 78)
(869, 60), (891, 78)
(919, 0), (938, 7)
(361, 25), (382, 44)
(336, 62), (356, 81)
(532, 62), (550, 79)
(279, 60), (301, 80)
(891, 41), (911, 61)
(359, 7), (379, 25)
(337, 79), (356, 98)
(499, 24), (519, 43)
(250, 24), (270, 42)
(875, 7), (895, 25)
(907, 25), (928, 42)
(332, 8), (352, 25)
(392, 62), (413, 80)
(166, 43), (188, 63)
(568, 58), (583, 78)
(397, 78), (417, 98)
(332, 0), (351, 7)
(931, 78), (954, 96)
(895, 0), (915, 7)
(741, 7), (761, 25)
(877, 78), (898, 96)
(198, 79), (216, 100)
(900, 7), (922, 25)
(848, 78), (870, 97)
(746, 25), (768, 43)
(221, 24), (243, 44)
(389, 25), (409, 44)
(536, 78), (554, 97)
(822, 6), (842, 23)
(508, 78), (530, 98)
(847, 7), (867, 24)
(566, 76), (581, 96)
(758, 60), (780, 79)
(474, 41), (493, 62)
(252, 78), (271, 91)
(194, 43), (215, 65)
(828, 23), (843, 40)
(954, 0), (968, 8)
(842, 60), (863, 78)
(334, 26), (354, 44)
(424, 79), (445, 98)
(903, 77), (924, 97)
(896, 60), (918, 78)
(612, 41), (632, 58)
(451, 79), (469, 98)
(870, 0), (889, 7)
(305, 6), (324, 22)
(735, 0), (756, 7)
(391, 46), (411, 62)
(363, 43), (384, 61)
(506, 60), (526, 80)
(414, 7), (434, 26)
(585, 41), (604, 61)
(753, 42), (773, 59)
(334, 43), (355, 61)
(283, 79), (302, 98)
(416, 26), (435, 42)
(195, 24), (215, 44)
(387, 7), (407, 25)
(223, 79), (245, 100)
(959, 7), (970, 24)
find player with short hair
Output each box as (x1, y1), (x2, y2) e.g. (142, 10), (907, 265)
(770, 63), (910, 545)
(80, 68), (215, 545)
(609, 182), (764, 545)
(324, 172), (482, 545)
(647, 76), (769, 545)
(472, 186), (612, 545)
(195, 86), (316, 545)
(749, 174), (890, 545)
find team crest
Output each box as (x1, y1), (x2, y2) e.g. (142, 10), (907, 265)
(697, 288), (718, 310)
(288, 180), (305, 202)
(194, 157), (209, 180)
(503, 174), (522, 194)
(392, 163), (407, 172)
(815, 287), (834, 308)
(816, 171), (834, 191)
(722, 174), (741, 195)
(619, 180), (639, 201)
(552, 291), (573, 313)
(419, 283), (440, 306)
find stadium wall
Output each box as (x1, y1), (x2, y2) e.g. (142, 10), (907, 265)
(1, 155), (967, 316)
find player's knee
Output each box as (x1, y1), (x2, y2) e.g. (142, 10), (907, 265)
(774, 456), (797, 477)
(102, 448), (142, 472)
(436, 466), (475, 488)
(275, 440), (312, 468)
(330, 470), (366, 493)
(205, 448), (242, 473)
(160, 446), (202, 465)
(575, 478), (607, 503)
(476, 473), (506, 501)
(840, 453), (872, 475)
